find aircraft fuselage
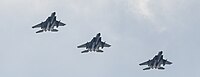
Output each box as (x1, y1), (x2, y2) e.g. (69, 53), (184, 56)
(42, 12), (57, 32)
(86, 33), (102, 52)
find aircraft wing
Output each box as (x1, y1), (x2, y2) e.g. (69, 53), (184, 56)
(32, 22), (44, 28)
(104, 43), (111, 47)
(139, 60), (151, 66)
(55, 20), (66, 27)
(77, 42), (88, 48)
(163, 59), (172, 65)
(100, 42), (111, 48)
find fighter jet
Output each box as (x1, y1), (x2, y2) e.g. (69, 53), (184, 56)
(139, 51), (172, 70)
(32, 12), (66, 33)
(77, 33), (111, 53)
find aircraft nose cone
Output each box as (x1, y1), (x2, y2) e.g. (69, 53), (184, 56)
(159, 51), (163, 54)
(97, 33), (101, 36)
(52, 12), (56, 15)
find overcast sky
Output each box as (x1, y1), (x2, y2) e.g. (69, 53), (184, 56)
(0, 0), (200, 77)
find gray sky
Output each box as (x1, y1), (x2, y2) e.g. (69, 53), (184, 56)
(0, 0), (200, 77)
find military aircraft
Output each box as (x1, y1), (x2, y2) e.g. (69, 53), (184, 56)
(139, 51), (172, 70)
(77, 33), (111, 53)
(32, 12), (66, 33)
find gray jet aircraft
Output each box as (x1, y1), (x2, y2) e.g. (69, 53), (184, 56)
(77, 33), (111, 53)
(32, 12), (66, 33)
(139, 51), (172, 70)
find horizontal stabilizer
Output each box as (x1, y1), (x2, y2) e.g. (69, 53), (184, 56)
(143, 67), (151, 70)
(51, 29), (58, 32)
(96, 50), (104, 53)
(81, 50), (89, 53)
(158, 67), (165, 70)
(36, 30), (44, 33)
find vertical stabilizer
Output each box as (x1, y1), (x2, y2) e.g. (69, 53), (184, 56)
(81, 50), (89, 53)
(158, 67), (165, 70)
(96, 50), (104, 53)
(36, 30), (44, 33)
(143, 67), (151, 70)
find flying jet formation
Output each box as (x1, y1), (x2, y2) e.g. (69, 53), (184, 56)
(32, 12), (66, 33)
(77, 33), (111, 53)
(139, 51), (172, 70)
